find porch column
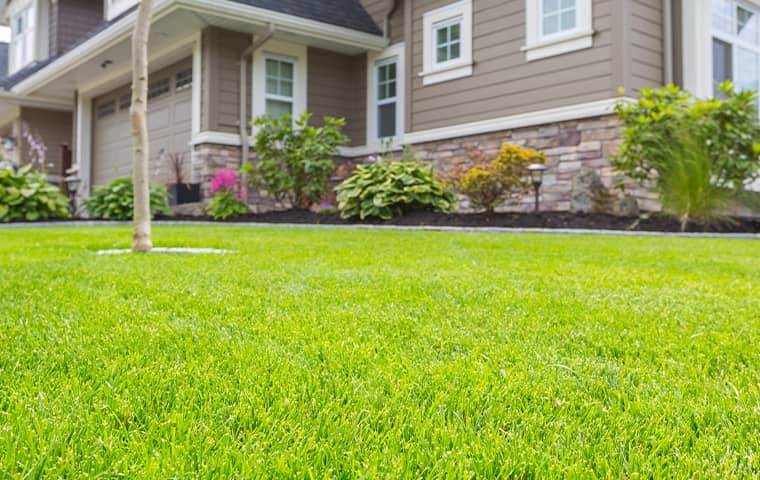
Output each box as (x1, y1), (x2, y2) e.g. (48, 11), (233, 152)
(681, 0), (712, 98)
(75, 91), (93, 196)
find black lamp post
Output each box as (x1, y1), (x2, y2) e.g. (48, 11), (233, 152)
(64, 174), (82, 216)
(528, 164), (547, 212)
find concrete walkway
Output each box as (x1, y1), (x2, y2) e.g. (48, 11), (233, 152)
(1, 220), (758, 240)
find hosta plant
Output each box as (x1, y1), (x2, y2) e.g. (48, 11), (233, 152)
(336, 159), (457, 220)
(0, 164), (70, 222)
(85, 177), (172, 220)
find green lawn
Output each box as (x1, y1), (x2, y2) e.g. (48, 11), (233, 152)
(0, 226), (759, 478)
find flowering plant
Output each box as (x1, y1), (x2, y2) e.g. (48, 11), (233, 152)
(21, 124), (51, 173)
(207, 169), (249, 220)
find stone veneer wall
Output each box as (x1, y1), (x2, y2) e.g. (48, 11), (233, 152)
(191, 114), (661, 215)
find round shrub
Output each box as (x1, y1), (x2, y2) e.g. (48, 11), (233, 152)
(0, 165), (70, 222)
(84, 177), (172, 220)
(336, 161), (456, 220)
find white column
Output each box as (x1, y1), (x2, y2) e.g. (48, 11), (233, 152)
(75, 92), (92, 195)
(681, 0), (712, 98)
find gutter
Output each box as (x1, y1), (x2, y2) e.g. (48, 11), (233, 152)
(11, 0), (387, 95)
(383, 0), (398, 40)
(239, 24), (274, 170)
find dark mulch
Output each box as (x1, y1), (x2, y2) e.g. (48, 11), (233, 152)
(163, 210), (760, 234)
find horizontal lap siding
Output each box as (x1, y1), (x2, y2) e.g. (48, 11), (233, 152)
(202, 28), (251, 134)
(410, 0), (615, 132)
(307, 48), (367, 146)
(19, 108), (73, 177)
(630, 0), (664, 91)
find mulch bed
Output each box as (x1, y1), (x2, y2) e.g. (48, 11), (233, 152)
(164, 210), (760, 234)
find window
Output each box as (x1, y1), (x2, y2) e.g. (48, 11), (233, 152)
(421, 0), (472, 86)
(376, 60), (398, 139)
(712, 0), (760, 102)
(10, 5), (35, 73)
(542, 0), (577, 37)
(119, 93), (132, 110)
(265, 58), (295, 118)
(96, 100), (116, 119)
(175, 69), (193, 92)
(148, 78), (170, 100)
(367, 43), (405, 145)
(523, 0), (593, 61)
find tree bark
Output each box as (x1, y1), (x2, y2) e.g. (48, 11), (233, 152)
(131, 0), (155, 253)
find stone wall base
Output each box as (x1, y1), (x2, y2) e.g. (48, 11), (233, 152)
(192, 114), (657, 216)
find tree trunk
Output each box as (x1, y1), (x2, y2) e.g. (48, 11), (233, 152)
(131, 0), (155, 253)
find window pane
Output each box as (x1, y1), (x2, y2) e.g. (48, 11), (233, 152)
(437, 46), (449, 63)
(378, 102), (396, 138)
(544, 0), (560, 14)
(737, 6), (759, 45)
(450, 42), (461, 60)
(388, 62), (397, 79)
(388, 81), (396, 99)
(713, 38), (733, 97)
(713, 0), (734, 34)
(561, 0), (576, 9)
(737, 47), (759, 94)
(543, 14), (560, 35)
(450, 23), (461, 41)
(265, 59), (279, 77)
(280, 61), (294, 80)
(266, 99), (293, 118)
(280, 80), (293, 97)
(561, 10), (576, 30)
(436, 27), (448, 46)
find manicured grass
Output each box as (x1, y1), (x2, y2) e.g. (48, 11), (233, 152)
(0, 226), (759, 478)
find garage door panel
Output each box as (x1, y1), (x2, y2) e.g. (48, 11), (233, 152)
(92, 58), (194, 187)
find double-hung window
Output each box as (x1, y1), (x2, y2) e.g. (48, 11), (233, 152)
(10, 5), (35, 73)
(523, 0), (593, 61)
(712, 0), (760, 101)
(421, 0), (472, 86)
(265, 58), (295, 118)
(376, 59), (398, 139)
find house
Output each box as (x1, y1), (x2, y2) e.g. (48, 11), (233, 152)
(0, 0), (749, 212)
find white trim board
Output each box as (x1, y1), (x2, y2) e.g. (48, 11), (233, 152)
(192, 98), (631, 158)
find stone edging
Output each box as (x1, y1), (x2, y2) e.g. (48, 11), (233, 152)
(1, 220), (758, 240)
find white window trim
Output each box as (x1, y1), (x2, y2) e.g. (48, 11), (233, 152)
(523, 0), (594, 61)
(105, 0), (138, 21)
(419, 0), (473, 86)
(252, 40), (307, 123)
(7, 0), (36, 74)
(367, 42), (406, 146)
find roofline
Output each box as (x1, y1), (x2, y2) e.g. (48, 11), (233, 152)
(0, 91), (73, 111)
(11, 0), (387, 95)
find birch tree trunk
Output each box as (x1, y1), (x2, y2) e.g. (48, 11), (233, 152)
(131, 0), (155, 253)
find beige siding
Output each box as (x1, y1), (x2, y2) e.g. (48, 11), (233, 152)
(201, 27), (251, 134)
(307, 48), (367, 146)
(19, 107), (73, 178)
(630, 0), (664, 91)
(409, 0), (617, 132)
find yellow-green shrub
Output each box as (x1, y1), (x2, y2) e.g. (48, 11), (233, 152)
(452, 144), (544, 212)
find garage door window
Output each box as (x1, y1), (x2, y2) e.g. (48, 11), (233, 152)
(148, 78), (170, 100)
(265, 57), (294, 118)
(97, 100), (116, 118)
(119, 93), (131, 111)
(175, 69), (193, 92)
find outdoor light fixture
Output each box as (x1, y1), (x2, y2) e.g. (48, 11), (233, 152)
(64, 174), (82, 215)
(2, 136), (17, 151)
(528, 164), (547, 212)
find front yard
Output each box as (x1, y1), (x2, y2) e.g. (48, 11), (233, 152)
(1, 226), (759, 477)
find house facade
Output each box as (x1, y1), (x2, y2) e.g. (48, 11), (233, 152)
(0, 0), (752, 212)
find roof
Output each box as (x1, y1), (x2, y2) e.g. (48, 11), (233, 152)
(0, 43), (7, 81)
(0, 0), (381, 90)
(230, 0), (382, 36)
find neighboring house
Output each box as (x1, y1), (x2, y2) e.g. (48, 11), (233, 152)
(0, 0), (751, 211)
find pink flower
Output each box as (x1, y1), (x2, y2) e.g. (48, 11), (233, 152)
(210, 169), (239, 194)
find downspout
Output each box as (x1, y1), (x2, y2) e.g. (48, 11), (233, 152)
(239, 23), (275, 170)
(383, 0), (398, 40)
(664, 0), (674, 85)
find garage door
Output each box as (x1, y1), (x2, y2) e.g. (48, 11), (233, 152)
(92, 59), (193, 187)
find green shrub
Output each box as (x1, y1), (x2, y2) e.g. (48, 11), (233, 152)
(0, 165), (70, 222)
(85, 177), (172, 220)
(251, 113), (349, 208)
(450, 144), (544, 212)
(336, 157), (457, 220)
(207, 191), (249, 220)
(614, 82), (760, 190)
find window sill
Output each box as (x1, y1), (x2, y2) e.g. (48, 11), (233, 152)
(522, 29), (594, 61)
(419, 62), (473, 86)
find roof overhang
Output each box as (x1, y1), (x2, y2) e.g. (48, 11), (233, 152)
(10, 0), (387, 96)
